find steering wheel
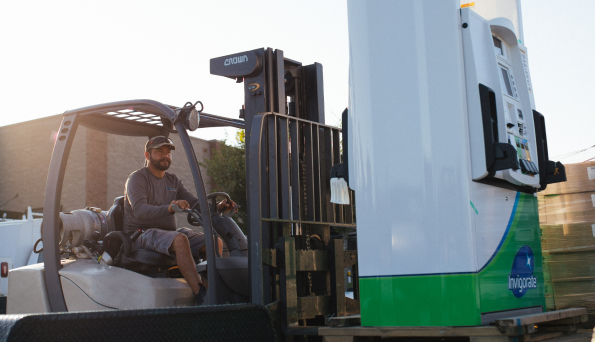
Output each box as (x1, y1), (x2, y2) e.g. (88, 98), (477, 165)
(186, 192), (233, 226)
(186, 211), (203, 226)
(207, 192), (232, 214)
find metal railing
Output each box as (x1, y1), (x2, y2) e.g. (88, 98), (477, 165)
(248, 112), (357, 321)
(249, 112), (355, 226)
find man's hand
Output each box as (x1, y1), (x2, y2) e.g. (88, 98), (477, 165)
(169, 199), (190, 213)
(216, 199), (238, 214)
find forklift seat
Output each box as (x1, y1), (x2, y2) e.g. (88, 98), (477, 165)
(104, 196), (176, 267)
(106, 196), (125, 233)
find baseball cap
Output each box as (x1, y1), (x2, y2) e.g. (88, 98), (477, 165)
(145, 136), (176, 152)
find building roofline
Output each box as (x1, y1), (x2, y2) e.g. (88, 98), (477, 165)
(0, 113), (223, 144)
(0, 114), (64, 130)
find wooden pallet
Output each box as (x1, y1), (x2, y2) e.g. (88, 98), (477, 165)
(312, 308), (588, 342)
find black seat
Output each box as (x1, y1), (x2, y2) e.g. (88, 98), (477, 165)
(106, 196), (125, 234)
(104, 196), (176, 268)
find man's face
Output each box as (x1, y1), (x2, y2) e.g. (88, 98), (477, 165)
(148, 146), (172, 171)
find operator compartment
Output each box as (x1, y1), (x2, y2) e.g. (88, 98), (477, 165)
(9, 206), (196, 313)
(8, 99), (252, 314)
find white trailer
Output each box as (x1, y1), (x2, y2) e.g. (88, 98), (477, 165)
(0, 207), (43, 313)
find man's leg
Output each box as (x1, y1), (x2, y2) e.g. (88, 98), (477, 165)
(198, 237), (223, 259)
(169, 234), (202, 295)
(176, 228), (223, 261)
(134, 229), (206, 304)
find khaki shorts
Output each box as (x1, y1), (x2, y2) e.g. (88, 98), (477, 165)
(134, 227), (206, 260)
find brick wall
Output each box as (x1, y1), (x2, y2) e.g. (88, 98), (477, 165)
(62, 121), (87, 212)
(0, 115), (56, 212)
(208, 139), (223, 191)
(106, 134), (148, 208)
(0, 115), (86, 213)
(0, 115), (219, 219)
(86, 129), (108, 208)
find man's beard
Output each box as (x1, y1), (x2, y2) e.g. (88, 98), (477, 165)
(150, 155), (171, 171)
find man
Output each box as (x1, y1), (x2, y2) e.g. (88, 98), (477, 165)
(123, 136), (236, 305)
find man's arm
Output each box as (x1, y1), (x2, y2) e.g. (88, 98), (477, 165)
(177, 182), (199, 209)
(126, 172), (172, 220)
(175, 177), (237, 214)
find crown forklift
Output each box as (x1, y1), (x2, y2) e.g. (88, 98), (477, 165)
(3, 44), (355, 340)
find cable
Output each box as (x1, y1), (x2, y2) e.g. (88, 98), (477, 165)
(553, 144), (595, 160)
(0, 193), (18, 209)
(33, 238), (43, 253)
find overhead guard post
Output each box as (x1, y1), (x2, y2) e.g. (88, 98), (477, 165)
(175, 121), (219, 304)
(43, 113), (79, 312)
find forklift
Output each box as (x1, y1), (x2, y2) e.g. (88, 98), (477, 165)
(4, 45), (356, 337)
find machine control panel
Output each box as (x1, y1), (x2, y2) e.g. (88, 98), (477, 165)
(462, 8), (541, 189)
(493, 33), (538, 179)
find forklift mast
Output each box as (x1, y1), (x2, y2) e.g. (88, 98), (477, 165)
(211, 48), (358, 327)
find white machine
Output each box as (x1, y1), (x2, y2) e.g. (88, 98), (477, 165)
(346, 0), (565, 326)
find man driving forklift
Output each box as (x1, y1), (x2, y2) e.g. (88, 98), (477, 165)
(123, 136), (237, 305)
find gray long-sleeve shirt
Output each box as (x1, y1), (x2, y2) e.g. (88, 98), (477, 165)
(123, 167), (198, 234)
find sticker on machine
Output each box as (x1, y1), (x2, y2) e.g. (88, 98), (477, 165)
(508, 245), (537, 298)
(588, 167), (595, 180)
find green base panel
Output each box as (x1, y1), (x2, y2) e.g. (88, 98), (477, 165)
(360, 193), (546, 326)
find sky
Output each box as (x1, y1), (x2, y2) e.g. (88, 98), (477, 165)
(0, 0), (593, 162)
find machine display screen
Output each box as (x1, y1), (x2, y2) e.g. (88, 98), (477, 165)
(517, 108), (524, 120)
(506, 103), (514, 123)
(500, 66), (514, 97)
(493, 36), (503, 56)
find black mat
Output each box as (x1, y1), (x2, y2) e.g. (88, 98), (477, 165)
(0, 304), (276, 342)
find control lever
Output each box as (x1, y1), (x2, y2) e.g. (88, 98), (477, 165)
(171, 203), (187, 214)
(130, 229), (144, 243)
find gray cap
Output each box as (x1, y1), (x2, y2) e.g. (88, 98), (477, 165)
(145, 136), (176, 152)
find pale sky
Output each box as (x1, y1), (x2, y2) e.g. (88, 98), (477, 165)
(1, 0), (593, 162)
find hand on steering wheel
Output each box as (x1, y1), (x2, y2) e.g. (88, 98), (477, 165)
(206, 192), (239, 215)
(169, 199), (190, 213)
(184, 192), (238, 226)
(216, 199), (238, 214)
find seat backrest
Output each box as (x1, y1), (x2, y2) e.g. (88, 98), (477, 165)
(104, 196), (177, 267)
(106, 196), (125, 235)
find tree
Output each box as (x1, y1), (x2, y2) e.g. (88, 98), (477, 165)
(201, 130), (247, 232)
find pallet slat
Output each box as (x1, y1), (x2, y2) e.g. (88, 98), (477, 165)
(496, 308), (587, 327)
(319, 326), (504, 337)
(326, 314), (361, 327)
(318, 309), (588, 341)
